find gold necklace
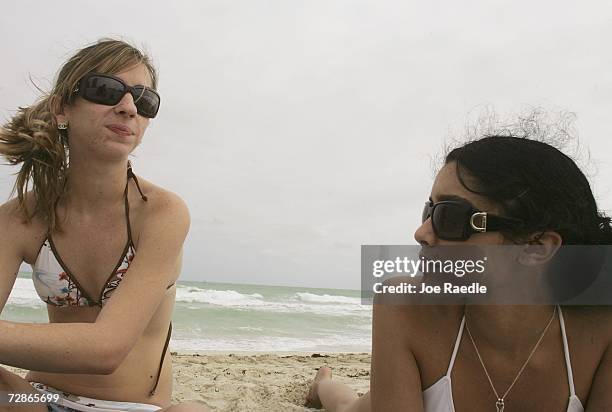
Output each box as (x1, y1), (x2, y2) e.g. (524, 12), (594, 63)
(465, 307), (557, 412)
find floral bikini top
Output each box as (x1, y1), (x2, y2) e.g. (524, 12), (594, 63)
(32, 235), (136, 307)
(30, 164), (173, 396)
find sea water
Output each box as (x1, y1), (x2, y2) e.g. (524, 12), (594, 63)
(2, 273), (372, 352)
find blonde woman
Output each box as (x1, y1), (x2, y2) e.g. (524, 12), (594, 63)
(0, 39), (208, 411)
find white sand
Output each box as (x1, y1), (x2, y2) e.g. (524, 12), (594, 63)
(4, 352), (371, 411)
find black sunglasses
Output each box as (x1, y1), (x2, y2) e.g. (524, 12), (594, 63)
(422, 198), (522, 241)
(73, 73), (161, 118)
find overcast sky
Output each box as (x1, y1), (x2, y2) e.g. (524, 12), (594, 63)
(1, 1), (611, 289)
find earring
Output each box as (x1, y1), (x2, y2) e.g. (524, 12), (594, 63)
(58, 122), (68, 130)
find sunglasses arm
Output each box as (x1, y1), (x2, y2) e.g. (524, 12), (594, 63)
(473, 213), (523, 233)
(470, 212), (488, 232)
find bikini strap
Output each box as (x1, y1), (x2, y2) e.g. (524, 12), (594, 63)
(123, 181), (133, 247)
(557, 305), (577, 397)
(446, 315), (466, 376)
(125, 162), (147, 245)
(127, 161), (148, 202)
(149, 322), (172, 396)
(124, 161), (168, 397)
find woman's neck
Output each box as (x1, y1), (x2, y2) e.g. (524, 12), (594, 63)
(63, 158), (129, 213)
(464, 305), (557, 358)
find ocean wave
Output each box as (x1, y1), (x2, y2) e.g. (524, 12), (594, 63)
(5, 278), (45, 308)
(5, 281), (371, 318)
(169, 334), (372, 352)
(237, 326), (264, 332)
(4, 280), (372, 352)
(175, 285), (370, 317)
(176, 287), (265, 307)
(293, 292), (361, 305)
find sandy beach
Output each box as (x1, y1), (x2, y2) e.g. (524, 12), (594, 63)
(3, 352), (371, 411)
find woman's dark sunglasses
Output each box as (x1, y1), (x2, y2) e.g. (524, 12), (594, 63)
(422, 198), (522, 241)
(73, 73), (160, 118)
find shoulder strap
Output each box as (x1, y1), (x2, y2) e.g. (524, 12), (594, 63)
(127, 161), (148, 202)
(149, 322), (172, 396)
(557, 306), (577, 397)
(125, 161), (168, 397)
(446, 316), (465, 376)
(123, 181), (133, 247)
(125, 161), (147, 246)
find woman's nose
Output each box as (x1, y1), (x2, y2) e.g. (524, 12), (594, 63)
(414, 217), (437, 246)
(114, 92), (138, 117)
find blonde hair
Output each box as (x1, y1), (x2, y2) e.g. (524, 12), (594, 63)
(0, 38), (157, 232)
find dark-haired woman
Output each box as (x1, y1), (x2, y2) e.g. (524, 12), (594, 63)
(306, 135), (612, 411)
(0, 39), (208, 411)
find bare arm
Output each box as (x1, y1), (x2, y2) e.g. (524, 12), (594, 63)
(0, 192), (190, 374)
(0, 201), (27, 315)
(370, 301), (425, 411)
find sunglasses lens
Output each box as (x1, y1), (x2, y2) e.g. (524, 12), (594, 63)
(132, 86), (160, 118)
(81, 76), (125, 105)
(432, 202), (471, 240)
(79, 75), (160, 118)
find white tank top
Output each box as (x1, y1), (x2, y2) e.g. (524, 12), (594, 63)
(422, 306), (584, 411)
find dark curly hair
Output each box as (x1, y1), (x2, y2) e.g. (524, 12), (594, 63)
(445, 135), (611, 245)
(445, 133), (611, 301)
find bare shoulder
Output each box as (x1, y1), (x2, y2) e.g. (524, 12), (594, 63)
(139, 179), (187, 214)
(0, 193), (46, 261)
(371, 277), (463, 400)
(373, 276), (462, 347)
(374, 276), (462, 321)
(0, 196), (29, 223)
(562, 305), (612, 324)
(0, 193), (46, 235)
(127, 176), (190, 239)
(563, 305), (612, 341)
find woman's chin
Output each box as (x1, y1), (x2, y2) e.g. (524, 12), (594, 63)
(92, 144), (136, 163)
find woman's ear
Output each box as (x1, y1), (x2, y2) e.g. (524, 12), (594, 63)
(49, 94), (68, 126)
(517, 231), (563, 265)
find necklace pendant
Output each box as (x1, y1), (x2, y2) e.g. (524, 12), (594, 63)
(496, 399), (504, 412)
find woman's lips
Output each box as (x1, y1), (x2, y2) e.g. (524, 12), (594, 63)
(106, 124), (133, 136)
